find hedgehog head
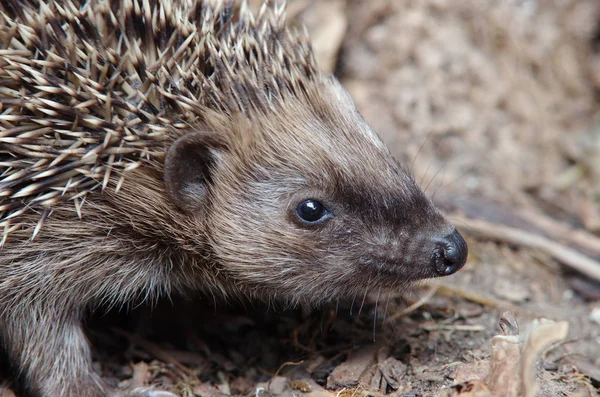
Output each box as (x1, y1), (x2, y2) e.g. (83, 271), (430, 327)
(163, 76), (467, 306)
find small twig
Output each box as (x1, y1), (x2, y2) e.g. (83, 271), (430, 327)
(453, 215), (600, 282)
(388, 284), (439, 322)
(516, 208), (600, 257)
(434, 192), (600, 259)
(423, 324), (486, 332)
(441, 361), (464, 370)
(435, 285), (533, 316)
(266, 360), (305, 392)
(273, 360), (304, 378)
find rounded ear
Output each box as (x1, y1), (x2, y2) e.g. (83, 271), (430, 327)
(164, 131), (227, 213)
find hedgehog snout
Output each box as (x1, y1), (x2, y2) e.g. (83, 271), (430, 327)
(431, 229), (468, 276)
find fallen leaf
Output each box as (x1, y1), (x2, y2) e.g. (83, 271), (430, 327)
(326, 345), (377, 389)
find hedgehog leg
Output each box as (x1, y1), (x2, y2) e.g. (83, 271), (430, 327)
(0, 306), (107, 397)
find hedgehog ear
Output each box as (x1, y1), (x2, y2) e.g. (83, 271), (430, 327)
(164, 131), (227, 213)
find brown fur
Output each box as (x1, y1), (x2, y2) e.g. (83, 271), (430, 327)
(0, 1), (466, 396)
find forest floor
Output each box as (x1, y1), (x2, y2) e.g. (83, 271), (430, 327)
(2, 1), (600, 396)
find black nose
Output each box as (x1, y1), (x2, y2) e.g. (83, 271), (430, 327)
(432, 229), (468, 276)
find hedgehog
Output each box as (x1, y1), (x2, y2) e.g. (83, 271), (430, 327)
(0, 0), (468, 396)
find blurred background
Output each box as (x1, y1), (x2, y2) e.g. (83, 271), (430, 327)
(298, 0), (600, 213)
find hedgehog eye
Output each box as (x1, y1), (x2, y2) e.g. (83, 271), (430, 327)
(296, 199), (330, 224)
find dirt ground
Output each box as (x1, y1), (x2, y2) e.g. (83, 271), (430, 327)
(2, 1), (600, 396)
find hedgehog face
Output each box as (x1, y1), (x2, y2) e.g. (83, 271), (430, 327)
(164, 79), (466, 306)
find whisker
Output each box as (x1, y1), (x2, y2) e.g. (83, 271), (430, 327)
(424, 154), (450, 195)
(410, 131), (433, 178)
(330, 299), (339, 331)
(425, 134), (458, 195)
(430, 167), (472, 200)
(373, 286), (381, 342)
(430, 166), (447, 200)
(320, 314), (324, 332)
(357, 289), (368, 317)
(349, 293), (356, 316)
(382, 292), (391, 323)
(418, 135), (444, 188)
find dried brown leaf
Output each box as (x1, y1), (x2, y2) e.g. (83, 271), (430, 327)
(326, 345), (378, 389)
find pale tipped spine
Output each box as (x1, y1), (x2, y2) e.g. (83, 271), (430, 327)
(0, 0), (319, 243)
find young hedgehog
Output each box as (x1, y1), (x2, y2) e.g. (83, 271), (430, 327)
(0, 0), (467, 396)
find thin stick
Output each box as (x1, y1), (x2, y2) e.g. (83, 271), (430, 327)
(454, 215), (600, 282)
(389, 284), (439, 322)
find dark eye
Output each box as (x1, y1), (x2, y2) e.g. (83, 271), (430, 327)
(296, 199), (330, 224)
